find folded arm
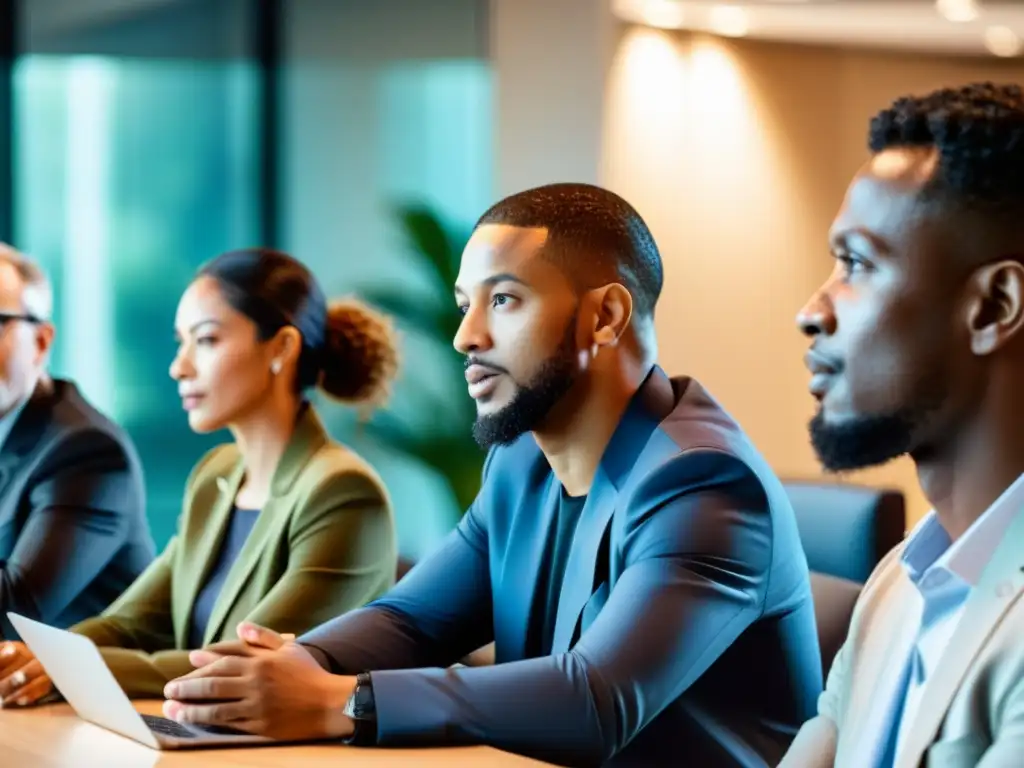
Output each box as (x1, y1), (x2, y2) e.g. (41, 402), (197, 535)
(300, 498), (493, 674)
(76, 471), (396, 698)
(308, 451), (774, 766)
(0, 430), (141, 639)
(71, 538), (183, 696)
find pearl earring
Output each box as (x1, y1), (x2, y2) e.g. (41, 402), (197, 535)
(271, 359), (282, 375)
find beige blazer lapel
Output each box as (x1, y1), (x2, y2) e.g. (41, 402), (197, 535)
(837, 570), (921, 765)
(896, 507), (1024, 767)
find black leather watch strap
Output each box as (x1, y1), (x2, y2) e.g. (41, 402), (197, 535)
(342, 672), (377, 745)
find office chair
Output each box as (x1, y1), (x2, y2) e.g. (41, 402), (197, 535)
(784, 480), (906, 676)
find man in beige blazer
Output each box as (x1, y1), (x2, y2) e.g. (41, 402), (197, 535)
(781, 82), (1024, 767)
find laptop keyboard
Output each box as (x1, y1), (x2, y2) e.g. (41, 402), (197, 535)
(143, 714), (201, 739)
(142, 714), (245, 739)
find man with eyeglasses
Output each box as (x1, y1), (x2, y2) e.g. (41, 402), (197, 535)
(0, 244), (153, 647)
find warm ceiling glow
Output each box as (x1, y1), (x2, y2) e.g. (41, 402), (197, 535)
(638, 0), (688, 30)
(936, 0), (980, 23)
(984, 25), (1023, 56)
(689, 41), (747, 121)
(611, 0), (686, 30)
(708, 5), (750, 38)
(615, 27), (688, 108)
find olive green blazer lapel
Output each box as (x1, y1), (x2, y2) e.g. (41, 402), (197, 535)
(200, 406), (330, 646)
(173, 457), (244, 648)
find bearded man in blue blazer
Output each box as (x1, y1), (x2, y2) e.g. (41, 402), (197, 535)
(165, 183), (822, 767)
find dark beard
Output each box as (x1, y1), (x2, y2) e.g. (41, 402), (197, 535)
(809, 356), (951, 472)
(471, 321), (578, 450)
(808, 409), (919, 472)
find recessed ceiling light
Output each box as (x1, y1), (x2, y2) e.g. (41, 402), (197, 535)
(936, 0), (980, 23)
(984, 25), (1023, 57)
(708, 5), (750, 38)
(983, 25), (1022, 57)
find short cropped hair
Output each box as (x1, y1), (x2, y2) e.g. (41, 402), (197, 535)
(475, 183), (664, 319)
(0, 243), (53, 321)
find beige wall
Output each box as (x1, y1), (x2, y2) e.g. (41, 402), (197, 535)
(602, 28), (1024, 527)
(491, 0), (616, 196)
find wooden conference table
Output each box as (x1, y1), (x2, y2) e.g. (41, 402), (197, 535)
(0, 701), (553, 767)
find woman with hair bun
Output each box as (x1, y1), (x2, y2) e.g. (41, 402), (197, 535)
(0, 248), (399, 705)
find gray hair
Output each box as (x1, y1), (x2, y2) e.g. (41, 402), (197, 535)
(0, 243), (53, 321)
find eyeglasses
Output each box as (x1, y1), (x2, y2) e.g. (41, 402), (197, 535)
(0, 312), (43, 326)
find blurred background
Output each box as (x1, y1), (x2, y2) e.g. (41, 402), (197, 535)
(2, 0), (1023, 563)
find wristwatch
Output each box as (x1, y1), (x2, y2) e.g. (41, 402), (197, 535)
(342, 672), (377, 745)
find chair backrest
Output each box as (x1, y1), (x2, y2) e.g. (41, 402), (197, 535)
(784, 480), (906, 583)
(810, 572), (862, 678)
(785, 480), (906, 676)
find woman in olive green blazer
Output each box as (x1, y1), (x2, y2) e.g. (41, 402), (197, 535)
(0, 248), (400, 704)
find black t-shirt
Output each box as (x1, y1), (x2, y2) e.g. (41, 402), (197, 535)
(529, 487), (588, 657)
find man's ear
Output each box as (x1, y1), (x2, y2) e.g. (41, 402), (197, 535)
(33, 322), (55, 365)
(965, 260), (1024, 356)
(586, 283), (633, 350)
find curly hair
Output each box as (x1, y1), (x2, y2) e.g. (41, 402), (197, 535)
(320, 298), (399, 406)
(868, 82), (1024, 214)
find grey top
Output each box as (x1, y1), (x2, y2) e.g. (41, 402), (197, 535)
(188, 506), (261, 649)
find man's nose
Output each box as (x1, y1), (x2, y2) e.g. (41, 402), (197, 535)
(796, 289), (836, 338)
(453, 305), (492, 355)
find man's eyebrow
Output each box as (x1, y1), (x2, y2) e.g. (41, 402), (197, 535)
(482, 273), (530, 288)
(454, 273), (531, 296)
(830, 228), (891, 256)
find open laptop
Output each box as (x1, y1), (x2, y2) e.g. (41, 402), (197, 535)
(8, 612), (274, 750)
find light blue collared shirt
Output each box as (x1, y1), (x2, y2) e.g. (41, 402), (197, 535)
(869, 471), (1024, 766)
(0, 397), (28, 454)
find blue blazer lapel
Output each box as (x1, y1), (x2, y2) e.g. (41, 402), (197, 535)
(549, 366), (675, 654)
(551, 466), (617, 653)
(499, 472), (561, 662)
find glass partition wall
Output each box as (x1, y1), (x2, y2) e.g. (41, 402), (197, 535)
(5, 0), (493, 557)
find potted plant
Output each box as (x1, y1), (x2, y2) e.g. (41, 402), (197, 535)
(360, 202), (485, 514)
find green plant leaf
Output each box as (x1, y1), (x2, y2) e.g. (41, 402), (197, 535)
(362, 417), (485, 512)
(393, 202), (460, 292)
(371, 200), (481, 516)
(360, 287), (462, 340)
